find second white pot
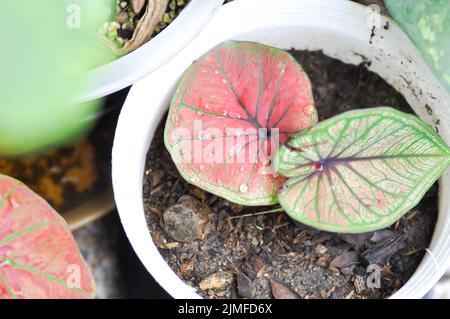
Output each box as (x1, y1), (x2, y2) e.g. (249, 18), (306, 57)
(112, 0), (450, 299)
(80, 0), (224, 101)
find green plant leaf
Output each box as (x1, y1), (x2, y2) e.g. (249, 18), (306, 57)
(0, 0), (114, 157)
(275, 107), (450, 233)
(385, 0), (450, 91)
(165, 41), (317, 205)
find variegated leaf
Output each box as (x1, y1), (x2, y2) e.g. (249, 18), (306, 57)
(165, 41), (317, 205)
(275, 107), (450, 233)
(0, 175), (95, 299)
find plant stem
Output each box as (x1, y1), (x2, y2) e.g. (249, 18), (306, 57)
(228, 207), (284, 220)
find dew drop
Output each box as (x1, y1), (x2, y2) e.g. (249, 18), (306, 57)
(229, 111), (241, 119)
(239, 184), (249, 193)
(192, 176), (200, 183)
(9, 199), (19, 209)
(304, 105), (315, 115)
(214, 69), (219, 74)
(198, 165), (205, 171)
(239, 166), (245, 172)
(222, 110), (228, 116)
(222, 78), (227, 84)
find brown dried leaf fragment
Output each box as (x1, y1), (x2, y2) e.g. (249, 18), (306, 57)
(241, 255), (265, 279)
(269, 279), (301, 299)
(120, 0), (169, 55)
(329, 250), (359, 271)
(131, 0), (147, 14)
(353, 275), (366, 294)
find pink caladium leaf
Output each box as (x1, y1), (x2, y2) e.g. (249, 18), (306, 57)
(165, 41), (317, 205)
(275, 107), (450, 233)
(0, 175), (95, 299)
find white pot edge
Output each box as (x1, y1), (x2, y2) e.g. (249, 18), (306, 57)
(112, 0), (450, 299)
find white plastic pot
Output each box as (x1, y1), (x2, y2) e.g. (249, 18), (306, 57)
(112, 0), (450, 299)
(80, 0), (224, 101)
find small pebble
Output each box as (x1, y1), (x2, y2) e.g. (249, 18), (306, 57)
(316, 256), (328, 268)
(116, 11), (129, 24)
(314, 244), (328, 255)
(199, 271), (235, 291)
(162, 195), (211, 242)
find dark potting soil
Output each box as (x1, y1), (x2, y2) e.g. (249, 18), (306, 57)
(142, 50), (437, 299)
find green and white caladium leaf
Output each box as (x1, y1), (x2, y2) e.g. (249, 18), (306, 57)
(275, 107), (450, 233)
(0, 175), (95, 299)
(165, 41), (317, 205)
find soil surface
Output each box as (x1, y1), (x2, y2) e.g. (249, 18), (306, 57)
(143, 50), (437, 299)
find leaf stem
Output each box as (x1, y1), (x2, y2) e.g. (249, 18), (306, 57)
(228, 207), (284, 220)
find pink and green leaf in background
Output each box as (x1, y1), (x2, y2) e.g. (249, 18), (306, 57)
(0, 175), (95, 299)
(165, 41), (317, 205)
(275, 107), (450, 233)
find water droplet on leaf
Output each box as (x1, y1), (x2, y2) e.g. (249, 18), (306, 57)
(304, 105), (315, 115)
(229, 111), (241, 119)
(239, 184), (249, 193)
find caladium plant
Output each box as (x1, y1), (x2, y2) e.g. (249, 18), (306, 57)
(165, 41), (450, 233)
(165, 41), (317, 205)
(275, 107), (450, 233)
(0, 175), (95, 299)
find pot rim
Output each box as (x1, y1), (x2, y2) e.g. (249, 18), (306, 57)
(112, 0), (450, 299)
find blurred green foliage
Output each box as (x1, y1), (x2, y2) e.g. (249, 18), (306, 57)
(385, 0), (450, 92)
(0, 0), (114, 157)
